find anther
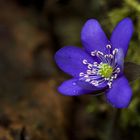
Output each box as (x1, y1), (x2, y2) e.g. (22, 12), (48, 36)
(105, 54), (109, 58)
(91, 51), (97, 56)
(109, 54), (113, 58)
(114, 74), (118, 79)
(116, 68), (120, 73)
(85, 78), (91, 82)
(93, 62), (98, 66)
(92, 69), (97, 74)
(106, 44), (112, 49)
(83, 59), (88, 64)
(88, 64), (93, 69)
(106, 78), (110, 80)
(112, 48), (118, 55)
(79, 72), (84, 77)
(113, 68), (120, 73)
(84, 75), (89, 78)
(97, 51), (104, 56)
(108, 82), (112, 88)
(94, 81), (99, 86)
(87, 70), (92, 74)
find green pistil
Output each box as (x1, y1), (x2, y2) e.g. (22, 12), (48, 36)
(98, 63), (113, 78)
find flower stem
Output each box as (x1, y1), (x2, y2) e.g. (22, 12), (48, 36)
(107, 109), (121, 140)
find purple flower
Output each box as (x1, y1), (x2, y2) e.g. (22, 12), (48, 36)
(55, 18), (134, 108)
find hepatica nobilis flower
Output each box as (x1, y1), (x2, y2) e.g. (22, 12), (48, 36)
(55, 18), (134, 108)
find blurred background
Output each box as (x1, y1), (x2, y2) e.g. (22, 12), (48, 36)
(0, 0), (140, 140)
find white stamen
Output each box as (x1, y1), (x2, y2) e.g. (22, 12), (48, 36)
(85, 78), (91, 82)
(105, 54), (109, 58)
(87, 70), (92, 74)
(109, 54), (113, 58)
(97, 51), (104, 56)
(83, 59), (88, 64)
(106, 44), (111, 49)
(92, 69), (97, 74)
(116, 68), (120, 73)
(91, 51), (97, 56)
(79, 72), (84, 77)
(93, 62), (98, 66)
(80, 47), (120, 89)
(112, 48), (118, 55)
(108, 82), (112, 88)
(84, 75), (89, 78)
(88, 64), (93, 69)
(114, 74), (118, 79)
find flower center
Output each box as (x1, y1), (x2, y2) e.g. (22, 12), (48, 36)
(98, 63), (113, 78)
(79, 44), (121, 88)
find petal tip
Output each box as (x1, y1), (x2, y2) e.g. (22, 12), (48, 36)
(57, 78), (91, 96)
(83, 19), (99, 25)
(81, 18), (109, 53)
(107, 95), (132, 108)
(106, 76), (132, 108)
(119, 17), (134, 32)
(110, 17), (134, 56)
(122, 17), (133, 23)
(58, 83), (73, 96)
(57, 85), (67, 96)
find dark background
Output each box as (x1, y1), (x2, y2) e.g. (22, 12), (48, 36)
(0, 0), (140, 140)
